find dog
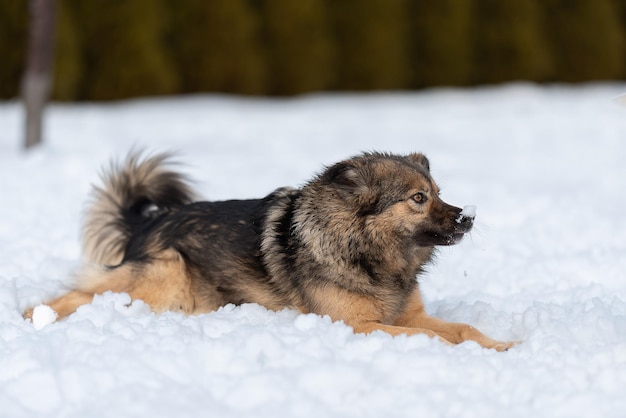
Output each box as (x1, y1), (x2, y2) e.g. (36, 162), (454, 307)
(24, 151), (515, 351)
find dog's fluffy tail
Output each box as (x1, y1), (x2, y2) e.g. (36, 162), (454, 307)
(82, 151), (197, 266)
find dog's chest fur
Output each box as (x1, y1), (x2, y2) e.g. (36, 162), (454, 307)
(259, 187), (434, 320)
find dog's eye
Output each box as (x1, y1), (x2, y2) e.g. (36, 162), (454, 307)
(411, 192), (426, 204)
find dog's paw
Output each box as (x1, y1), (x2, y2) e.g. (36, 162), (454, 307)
(491, 340), (521, 352)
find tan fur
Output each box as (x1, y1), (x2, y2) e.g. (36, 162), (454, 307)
(23, 290), (95, 320)
(81, 249), (201, 314)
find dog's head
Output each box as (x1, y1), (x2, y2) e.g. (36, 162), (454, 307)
(319, 152), (474, 248)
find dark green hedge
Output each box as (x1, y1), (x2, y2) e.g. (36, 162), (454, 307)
(2, 0), (625, 100)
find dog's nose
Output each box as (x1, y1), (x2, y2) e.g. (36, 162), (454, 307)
(457, 215), (474, 231)
(455, 205), (475, 232)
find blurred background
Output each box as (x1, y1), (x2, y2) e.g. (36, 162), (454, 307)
(2, 0), (626, 102)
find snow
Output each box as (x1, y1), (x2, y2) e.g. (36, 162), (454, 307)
(1, 83), (626, 417)
(458, 205), (477, 221)
(31, 304), (57, 330)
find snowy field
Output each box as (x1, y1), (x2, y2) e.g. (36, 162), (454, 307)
(1, 83), (626, 417)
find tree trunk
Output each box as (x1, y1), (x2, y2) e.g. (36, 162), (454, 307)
(22, 0), (57, 150)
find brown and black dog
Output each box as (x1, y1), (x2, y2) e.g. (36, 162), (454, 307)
(24, 151), (514, 351)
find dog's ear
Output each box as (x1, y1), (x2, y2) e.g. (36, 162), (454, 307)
(406, 153), (430, 172)
(320, 162), (378, 211)
(321, 162), (369, 190)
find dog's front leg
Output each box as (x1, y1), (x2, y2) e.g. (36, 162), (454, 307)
(306, 285), (455, 344)
(399, 313), (516, 352)
(394, 289), (516, 352)
(351, 321), (453, 346)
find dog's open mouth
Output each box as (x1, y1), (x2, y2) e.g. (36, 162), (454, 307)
(415, 231), (467, 247)
(436, 232), (466, 246)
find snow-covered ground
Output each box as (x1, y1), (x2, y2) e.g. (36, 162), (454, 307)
(1, 83), (626, 417)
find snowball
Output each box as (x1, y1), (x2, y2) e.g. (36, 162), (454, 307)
(32, 305), (58, 330)
(461, 205), (477, 218)
(456, 205), (477, 223)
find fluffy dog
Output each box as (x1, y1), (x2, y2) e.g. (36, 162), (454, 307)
(25, 151), (514, 351)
